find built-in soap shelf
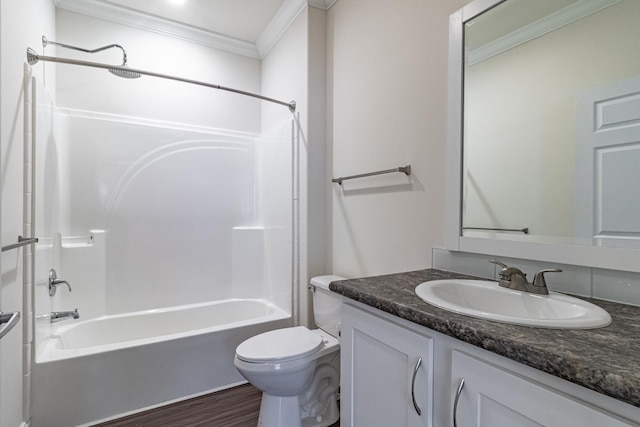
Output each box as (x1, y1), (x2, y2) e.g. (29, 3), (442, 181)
(61, 230), (104, 248)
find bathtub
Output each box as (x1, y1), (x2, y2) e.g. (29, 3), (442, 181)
(32, 299), (292, 427)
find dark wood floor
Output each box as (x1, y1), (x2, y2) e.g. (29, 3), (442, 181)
(93, 383), (340, 427)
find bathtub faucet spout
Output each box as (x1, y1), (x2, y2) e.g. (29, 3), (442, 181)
(51, 309), (79, 323)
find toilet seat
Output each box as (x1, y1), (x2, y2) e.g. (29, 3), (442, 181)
(236, 326), (324, 363)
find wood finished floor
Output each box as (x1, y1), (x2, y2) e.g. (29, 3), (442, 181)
(92, 384), (340, 427)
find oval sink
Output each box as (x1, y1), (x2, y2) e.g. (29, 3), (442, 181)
(415, 279), (611, 329)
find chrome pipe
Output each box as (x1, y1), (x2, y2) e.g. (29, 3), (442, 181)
(26, 48), (297, 112)
(42, 35), (128, 65)
(41, 36), (140, 79)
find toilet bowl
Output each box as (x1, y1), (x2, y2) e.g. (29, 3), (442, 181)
(234, 275), (345, 427)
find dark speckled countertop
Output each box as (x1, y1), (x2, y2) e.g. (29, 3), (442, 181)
(329, 268), (640, 408)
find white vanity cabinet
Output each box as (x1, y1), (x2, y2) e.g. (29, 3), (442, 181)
(341, 303), (434, 427)
(341, 302), (640, 427)
(451, 351), (634, 427)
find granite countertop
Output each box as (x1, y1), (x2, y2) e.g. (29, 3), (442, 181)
(329, 268), (640, 408)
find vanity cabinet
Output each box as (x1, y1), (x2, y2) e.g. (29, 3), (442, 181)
(451, 351), (633, 427)
(341, 302), (640, 427)
(341, 303), (434, 427)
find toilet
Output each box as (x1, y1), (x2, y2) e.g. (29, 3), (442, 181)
(234, 275), (345, 427)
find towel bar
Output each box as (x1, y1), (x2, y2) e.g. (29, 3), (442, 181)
(332, 165), (411, 185)
(1, 236), (39, 252)
(463, 226), (529, 234)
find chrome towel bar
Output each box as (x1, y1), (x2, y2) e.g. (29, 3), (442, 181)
(463, 226), (529, 234)
(2, 236), (39, 252)
(332, 165), (411, 185)
(0, 311), (20, 339)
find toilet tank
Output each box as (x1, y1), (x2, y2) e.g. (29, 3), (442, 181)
(310, 275), (346, 338)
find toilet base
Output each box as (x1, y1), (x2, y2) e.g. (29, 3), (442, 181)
(258, 394), (300, 427)
(257, 392), (339, 427)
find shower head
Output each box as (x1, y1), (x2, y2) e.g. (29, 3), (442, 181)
(108, 66), (141, 79)
(41, 35), (141, 79)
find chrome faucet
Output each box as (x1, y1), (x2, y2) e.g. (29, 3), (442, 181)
(49, 269), (71, 296)
(50, 309), (79, 323)
(489, 260), (561, 295)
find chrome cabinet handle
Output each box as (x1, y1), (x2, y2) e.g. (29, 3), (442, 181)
(453, 377), (465, 427)
(0, 311), (20, 339)
(411, 356), (423, 416)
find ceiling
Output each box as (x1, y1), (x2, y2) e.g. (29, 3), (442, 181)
(54, 0), (334, 58)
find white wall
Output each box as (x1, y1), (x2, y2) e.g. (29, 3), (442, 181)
(55, 9), (262, 133)
(327, 0), (469, 278)
(1, 0), (56, 425)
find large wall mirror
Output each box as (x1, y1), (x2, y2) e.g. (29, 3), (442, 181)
(446, 0), (640, 272)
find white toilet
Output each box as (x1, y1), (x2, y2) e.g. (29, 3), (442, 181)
(234, 275), (345, 427)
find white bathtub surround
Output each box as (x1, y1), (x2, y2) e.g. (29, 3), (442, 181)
(35, 109), (294, 317)
(32, 93), (296, 426)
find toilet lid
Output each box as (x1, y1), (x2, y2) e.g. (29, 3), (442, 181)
(236, 326), (323, 363)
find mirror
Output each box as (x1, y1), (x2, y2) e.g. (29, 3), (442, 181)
(446, 0), (640, 272)
(463, 0), (640, 247)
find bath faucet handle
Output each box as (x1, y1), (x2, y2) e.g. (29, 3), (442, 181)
(532, 268), (562, 290)
(48, 269), (72, 297)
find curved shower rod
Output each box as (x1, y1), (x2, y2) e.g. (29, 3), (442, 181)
(26, 48), (297, 113)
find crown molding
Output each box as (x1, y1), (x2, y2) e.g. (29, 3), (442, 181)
(55, 0), (333, 59)
(256, 0), (337, 57)
(54, 0), (260, 57)
(256, 0), (308, 57)
(468, 0), (622, 65)
(308, 0), (338, 10)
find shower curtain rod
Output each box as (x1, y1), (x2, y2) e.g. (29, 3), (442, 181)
(26, 48), (297, 112)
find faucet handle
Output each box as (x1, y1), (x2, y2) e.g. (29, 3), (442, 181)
(490, 260), (526, 279)
(48, 269), (72, 297)
(532, 268), (562, 289)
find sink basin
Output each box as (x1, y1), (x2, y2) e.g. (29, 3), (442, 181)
(415, 279), (611, 329)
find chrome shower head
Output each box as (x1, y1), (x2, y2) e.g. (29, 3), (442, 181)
(41, 35), (140, 79)
(109, 66), (141, 79)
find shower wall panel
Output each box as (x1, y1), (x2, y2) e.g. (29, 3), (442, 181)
(37, 109), (293, 318)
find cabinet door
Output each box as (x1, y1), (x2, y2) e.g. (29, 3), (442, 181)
(341, 304), (433, 427)
(451, 351), (636, 427)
